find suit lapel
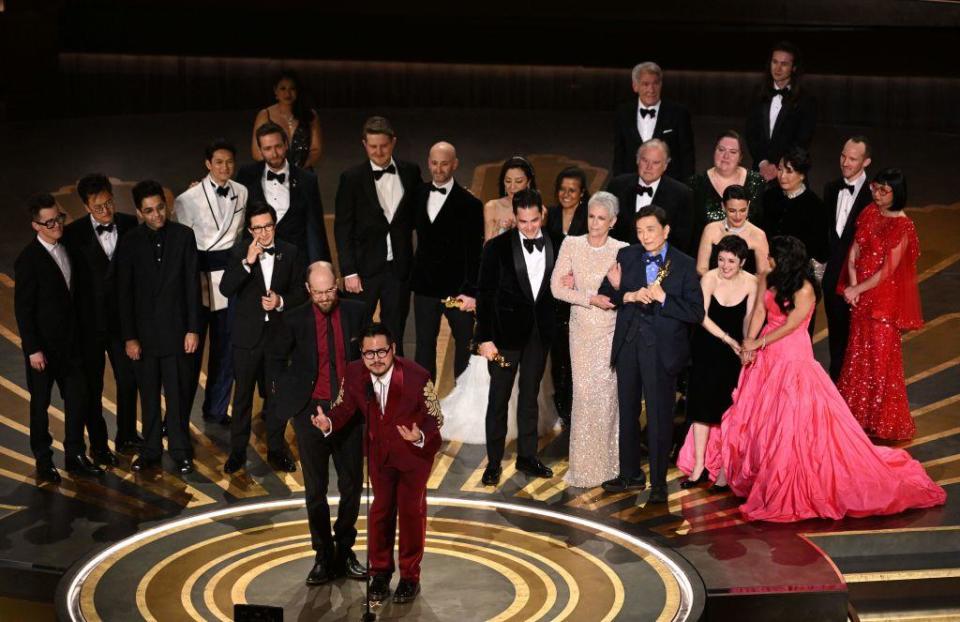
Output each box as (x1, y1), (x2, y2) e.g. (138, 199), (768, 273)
(384, 361), (404, 421)
(536, 234), (555, 301)
(35, 240), (71, 295)
(511, 233), (535, 301)
(362, 166), (386, 221)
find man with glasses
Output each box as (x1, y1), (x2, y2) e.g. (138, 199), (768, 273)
(272, 262), (368, 585)
(219, 201), (304, 474)
(63, 174), (139, 459)
(15, 194), (100, 482)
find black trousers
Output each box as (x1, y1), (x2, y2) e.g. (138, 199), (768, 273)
(824, 289), (851, 381)
(350, 262), (410, 356)
(186, 306), (234, 419)
(550, 303), (573, 426)
(79, 330), (137, 446)
(413, 294), (475, 380)
(25, 350), (87, 464)
(229, 324), (286, 456)
(485, 329), (548, 466)
(291, 400), (364, 559)
(615, 338), (677, 488)
(134, 352), (193, 461)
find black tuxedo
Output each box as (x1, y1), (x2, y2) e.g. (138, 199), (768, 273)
(599, 244), (704, 488)
(745, 88), (817, 169)
(612, 99), (695, 181)
(607, 174), (695, 254)
(334, 159), (422, 354)
(476, 230), (556, 466)
(237, 161), (331, 263)
(822, 178), (872, 380)
(14, 238), (89, 464)
(116, 222), (201, 461)
(272, 298), (367, 561)
(219, 238), (306, 456)
(410, 181), (484, 379)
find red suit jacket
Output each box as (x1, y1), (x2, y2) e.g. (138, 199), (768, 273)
(327, 357), (442, 472)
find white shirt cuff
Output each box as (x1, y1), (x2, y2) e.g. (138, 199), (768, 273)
(413, 431), (425, 448)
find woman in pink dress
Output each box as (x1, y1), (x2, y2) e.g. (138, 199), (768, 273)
(704, 235), (945, 522)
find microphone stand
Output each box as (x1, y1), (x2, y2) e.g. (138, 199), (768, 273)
(361, 383), (376, 621)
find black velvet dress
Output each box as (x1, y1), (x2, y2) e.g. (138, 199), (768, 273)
(687, 295), (748, 424)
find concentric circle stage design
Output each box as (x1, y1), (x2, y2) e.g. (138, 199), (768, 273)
(59, 497), (704, 621)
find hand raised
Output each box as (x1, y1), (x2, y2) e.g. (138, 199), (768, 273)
(397, 422), (422, 443)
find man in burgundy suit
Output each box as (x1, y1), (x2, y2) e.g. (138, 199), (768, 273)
(315, 322), (442, 605)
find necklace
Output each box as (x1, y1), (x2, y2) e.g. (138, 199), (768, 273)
(723, 220), (746, 234)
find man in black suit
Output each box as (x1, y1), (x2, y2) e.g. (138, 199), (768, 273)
(334, 116), (422, 355)
(599, 205), (704, 503)
(14, 194), (101, 482)
(822, 136), (873, 381)
(411, 141), (484, 380)
(475, 189), (556, 486)
(272, 262), (367, 585)
(608, 139), (695, 253)
(237, 122), (330, 264)
(745, 41), (817, 182)
(62, 174), (138, 459)
(613, 62), (695, 181)
(117, 180), (202, 475)
(219, 201), (306, 474)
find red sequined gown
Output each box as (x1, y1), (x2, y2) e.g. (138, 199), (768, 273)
(837, 204), (923, 440)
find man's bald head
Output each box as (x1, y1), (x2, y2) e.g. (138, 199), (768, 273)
(306, 261), (339, 312)
(428, 141), (459, 186)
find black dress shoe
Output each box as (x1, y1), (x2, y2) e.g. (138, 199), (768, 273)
(115, 438), (143, 455)
(393, 578), (420, 604)
(339, 551), (367, 580)
(481, 464), (502, 486)
(305, 556), (336, 585)
(368, 573), (392, 601)
(515, 456), (553, 478)
(131, 456), (161, 472)
(267, 452), (297, 473)
(708, 483), (730, 494)
(92, 449), (119, 467)
(175, 459), (195, 475)
(223, 453), (246, 474)
(647, 485), (669, 504)
(680, 470), (710, 489)
(37, 463), (61, 484)
(65, 454), (105, 477)
(601, 474), (646, 493)
(202, 413), (231, 426)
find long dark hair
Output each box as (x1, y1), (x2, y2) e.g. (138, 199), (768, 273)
(497, 155), (537, 197)
(767, 235), (821, 313)
(274, 70), (314, 129)
(759, 40), (804, 103)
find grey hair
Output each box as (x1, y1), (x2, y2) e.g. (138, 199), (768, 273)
(636, 138), (671, 163)
(631, 62), (663, 84)
(588, 191), (620, 219)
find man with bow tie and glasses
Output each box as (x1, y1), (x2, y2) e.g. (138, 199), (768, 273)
(174, 140), (248, 427)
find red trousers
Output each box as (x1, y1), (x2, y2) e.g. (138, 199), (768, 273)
(368, 461), (431, 581)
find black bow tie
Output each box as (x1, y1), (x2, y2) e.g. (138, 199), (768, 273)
(773, 86), (791, 97)
(95, 223), (114, 235)
(214, 184), (230, 197)
(261, 247), (276, 255)
(639, 108), (656, 119)
(523, 237), (545, 254)
(430, 185), (447, 195)
(266, 171), (286, 184)
(373, 164), (397, 181)
(636, 184), (653, 197)
(644, 253), (664, 266)
(843, 183), (856, 194)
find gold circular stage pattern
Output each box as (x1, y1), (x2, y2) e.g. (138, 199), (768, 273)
(60, 497), (702, 621)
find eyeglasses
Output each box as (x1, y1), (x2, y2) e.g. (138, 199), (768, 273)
(34, 214), (67, 229)
(249, 223), (275, 233)
(870, 183), (892, 196)
(88, 200), (115, 214)
(309, 286), (338, 297)
(361, 348), (391, 360)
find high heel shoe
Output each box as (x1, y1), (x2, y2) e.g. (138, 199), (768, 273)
(708, 483), (730, 494)
(680, 470), (710, 489)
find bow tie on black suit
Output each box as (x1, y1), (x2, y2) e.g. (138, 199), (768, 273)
(429, 185), (447, 194)
(261, 247), (276, 256)
(636, 184), (653, 197)
(773, 86), (791, 97)
(644, 253), (665, 266)
(843, 183), (856, 194)
(214, 184), (230, 197)
(373, 164), (397, 180)
(523, 237), (545, 254)
(95, 223), (115, 235)
(266, 171), (286, 184)
(639, 108), (656, 119)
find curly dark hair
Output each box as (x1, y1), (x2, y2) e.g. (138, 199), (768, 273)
(767, 235), (821, 313)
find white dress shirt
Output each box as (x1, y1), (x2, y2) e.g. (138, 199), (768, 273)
(38, 236), (71, 289)
(635, 176), (662, 213)
(520, 231), (546, 297)
(371, 365), (424, 446)
(372, 159), (404, 261)
(427, 179), (454, 223)
(835, 171), (867, 237)
(242, 247), (282, 321)
(636, 99), (661, 143)
(90, 214), (118, 259)
(262, 161), (291, 223)
(768, 82), (789, 138)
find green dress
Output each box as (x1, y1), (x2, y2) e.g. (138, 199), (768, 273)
(688, 169), (767, 246)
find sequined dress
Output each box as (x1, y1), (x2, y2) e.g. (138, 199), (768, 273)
(837, 204), (923, 440)
(689, 169), (766, 243)
(550, 235), (628, 487)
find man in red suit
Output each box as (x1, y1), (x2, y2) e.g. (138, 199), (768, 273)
(315, 322), (442, 605)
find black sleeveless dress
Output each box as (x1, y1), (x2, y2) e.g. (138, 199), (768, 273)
(687, 295), (748, 424)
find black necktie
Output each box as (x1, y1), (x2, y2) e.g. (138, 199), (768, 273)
(373, 164), (397, 180)
(843, 183), (856, 194)
(644, 253), (664, 266)
(261, 247), (276, 255)
(215, 184), (230, 197)
(523, 237), (545, 254)
(639, 108), (656, 119)
(326, 314), (339, 399)
(266, 171), (286, 184)
(636, 184), (653, 197)
(95, 223), (114, 235)
(430, 185), (447, 194)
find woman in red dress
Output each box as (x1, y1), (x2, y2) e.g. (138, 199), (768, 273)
(837, 169), (923, 440)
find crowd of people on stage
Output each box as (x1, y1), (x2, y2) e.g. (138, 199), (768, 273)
(13, 40), (947, 598)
